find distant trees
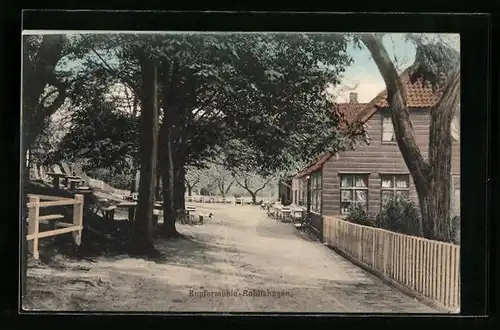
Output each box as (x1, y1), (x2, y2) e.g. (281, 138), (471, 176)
(233, 172), (274, 204)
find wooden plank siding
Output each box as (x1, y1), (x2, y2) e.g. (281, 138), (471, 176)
(322, 108), (461, 216)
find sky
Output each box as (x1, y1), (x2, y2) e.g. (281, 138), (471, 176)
(25, 31), (459, 108)
(332, 34), (415, 103)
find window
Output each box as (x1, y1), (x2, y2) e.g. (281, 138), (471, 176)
(380, 174), (410, 207)
(382, 113), (396, 142)
(310, 171), (322, 213)
(340, 174), (369, 214)
(299, 180), (306, 206)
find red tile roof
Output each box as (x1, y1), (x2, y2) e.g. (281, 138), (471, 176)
(352, 69), (443, 124)
(295, 152), (333, 178)
(294, 69), (444, 179)
(332, 102), (368, 125)
(295, 100), (368, 179)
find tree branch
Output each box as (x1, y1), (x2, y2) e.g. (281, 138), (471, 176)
(360, 33), (429, 180)
(224, 180), (234, 195)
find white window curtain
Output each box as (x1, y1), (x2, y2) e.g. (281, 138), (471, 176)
(355, 176), (367, 187)
(382, 116), (395, 141)
(395, 176), (408, 188)
(341, 190), (353, 202)
(381, 177), (392, 188)
(341, 175), (352, 188)
(355, 190), (367, 205)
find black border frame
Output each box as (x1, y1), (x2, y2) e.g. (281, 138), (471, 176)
(2, 9), (495, 327)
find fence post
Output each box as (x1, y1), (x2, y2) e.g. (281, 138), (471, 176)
(72, 194), (84, 246)
(372, 229), (376, 268)
(383, 232), (389, 275)
(27, 196), (40, 260)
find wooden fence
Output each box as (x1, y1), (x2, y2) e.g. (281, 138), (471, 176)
(26, 194), (84, 260)
(323, 216), (460, 312)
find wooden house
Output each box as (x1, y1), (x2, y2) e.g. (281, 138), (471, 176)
(293, 73), (460, 236)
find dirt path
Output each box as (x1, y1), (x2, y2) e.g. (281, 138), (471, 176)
(24, 203), (437, 313)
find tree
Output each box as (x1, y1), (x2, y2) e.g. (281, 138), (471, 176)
(22, 35), (68, 155)
(55, 98), (140, 175)
(129, 45), (160, 253)
(232, 171), (274, 204)
(360, 33), (460, 242)
(184, 166), (202, 196)
(203, 163), (235, 198)
(60, 32), (357, 239)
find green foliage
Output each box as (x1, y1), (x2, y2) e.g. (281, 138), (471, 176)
(405, 34), (460, 89)
(87, 167), (133, 190)
(72, 33), (355, 177)
(345, 196), (423, 238)
(345, 204), (376, 227)
(375, 196), (421, 237)
(449, 215), (460, 245)
(55, 98), (140, 175)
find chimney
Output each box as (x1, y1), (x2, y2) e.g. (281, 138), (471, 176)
(349, 92), (358, 103)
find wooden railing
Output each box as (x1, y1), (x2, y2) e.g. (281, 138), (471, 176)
(323, 216), (460, 312)
(26, 194), (84, 260)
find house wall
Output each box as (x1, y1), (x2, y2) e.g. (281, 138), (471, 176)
(278, 179), (293, 204)
(322, 108), (461, 216)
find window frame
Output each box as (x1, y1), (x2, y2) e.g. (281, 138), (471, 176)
(339, 173), (370, 215)
(309, 171), (322, 214)
(379, 173), (411, 208)
(381, 111), (397, 144)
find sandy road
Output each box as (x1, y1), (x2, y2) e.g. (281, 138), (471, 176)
(24, 203), (437, 313)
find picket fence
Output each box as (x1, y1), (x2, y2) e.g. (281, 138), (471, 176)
(323, 216), (460, 312)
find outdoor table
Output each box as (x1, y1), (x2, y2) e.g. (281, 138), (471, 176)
(63, 175), (82, 189)
(46, 172), (67, 189)
(116, 201), (138, 222)
(184, 206), (196, 222)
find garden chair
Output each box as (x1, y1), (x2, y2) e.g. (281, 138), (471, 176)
(95, 197), (117, 221)
(280, 206), (292, 222)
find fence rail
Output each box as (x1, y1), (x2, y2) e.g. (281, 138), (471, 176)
(26, 194), (84, 260)
(323, 216), (460, 312)
(185, 195), (255, 204)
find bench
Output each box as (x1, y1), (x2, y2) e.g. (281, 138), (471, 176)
(99, 204), (117, 221)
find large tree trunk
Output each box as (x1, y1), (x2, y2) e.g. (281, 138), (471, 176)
(22, 35), (67, 156)
(155, 170), (162, 200)
(159, 126), (181, 237)
(158, 61), (182, 238)
(361, 34), (460, 242)
(174, 164), (186, 211)
(129, 56), (159, 254)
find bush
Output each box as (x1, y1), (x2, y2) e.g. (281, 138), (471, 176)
(376, 196), (421, 237)
(449, 215), (460, 244)
(345, 203), (376, 227)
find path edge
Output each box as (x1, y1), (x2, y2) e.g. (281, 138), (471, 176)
(323, 243), (459, 314)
